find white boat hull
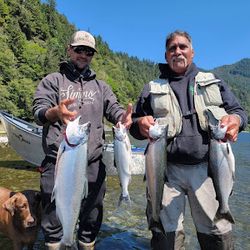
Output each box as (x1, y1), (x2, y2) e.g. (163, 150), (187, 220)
(0, 111), (45, 166)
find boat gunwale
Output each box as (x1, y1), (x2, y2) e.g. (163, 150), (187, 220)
(0, 111), (42, 138)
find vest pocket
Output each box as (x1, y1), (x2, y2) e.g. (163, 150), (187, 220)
(150, 92), (170, 116)
(200, 84), (223, 106)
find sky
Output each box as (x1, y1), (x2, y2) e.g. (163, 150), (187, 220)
(52, 0), (250, 70)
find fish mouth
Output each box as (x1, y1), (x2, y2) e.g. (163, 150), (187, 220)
(86, 121), (91, 129)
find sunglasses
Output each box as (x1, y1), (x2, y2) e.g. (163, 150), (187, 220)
(71, 46), (95, 57)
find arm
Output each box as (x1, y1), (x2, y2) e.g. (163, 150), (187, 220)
(219, 79), (248, 141)
(129, 83), (155, 139)
(103, 82), (126, 124)
(45, 98), (77, 125)
(32, 73), (77, 125)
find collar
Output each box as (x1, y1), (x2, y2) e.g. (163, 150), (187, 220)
(158, 63), (199, 81)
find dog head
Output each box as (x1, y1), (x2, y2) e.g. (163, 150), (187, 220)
(2, 190), (41, 230)
(21, 190), (41, 225)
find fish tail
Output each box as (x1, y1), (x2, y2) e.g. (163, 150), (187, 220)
(51, 186), (56, 202)
(118, 193), (131, 207)
(81, 177), (88, 199)
(60, 239), (75, 249)
(214, 210), (235, 224)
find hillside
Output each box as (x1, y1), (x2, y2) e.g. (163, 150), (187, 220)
(0, 0), (159, 120)
(212, 58), (250, 117)
(0, 0), (249, 127)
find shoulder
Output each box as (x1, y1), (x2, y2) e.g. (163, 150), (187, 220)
(94, 79), (113, 92)
(195, 71), (218, 82)
(41, 72), (63, 83)
(149, 78), (169, 86)
(94, 79), (107, 86)
(36, 72), (63, 92)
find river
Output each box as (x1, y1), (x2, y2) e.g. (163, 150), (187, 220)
(0, 132), (249, 249)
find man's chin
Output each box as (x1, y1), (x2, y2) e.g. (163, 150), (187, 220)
(172, 64), (187, 74)
(76, 61), (88, 69)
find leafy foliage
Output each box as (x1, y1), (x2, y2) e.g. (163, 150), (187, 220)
(212, 58), (250, 123)
(0, 0), (249, 130)
(0, 0), (158, 120)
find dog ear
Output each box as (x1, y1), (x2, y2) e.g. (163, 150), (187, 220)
(3, 196), (17, 216)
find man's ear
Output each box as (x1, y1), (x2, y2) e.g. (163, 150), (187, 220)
(165, 51), (167, 62)
(67, 45), (72, 56)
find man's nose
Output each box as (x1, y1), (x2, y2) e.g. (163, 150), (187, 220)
(174, 46), (182, 55)
(79, 52), (88, 58)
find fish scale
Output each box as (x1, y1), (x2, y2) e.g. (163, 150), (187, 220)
(51, 117), (91, 247)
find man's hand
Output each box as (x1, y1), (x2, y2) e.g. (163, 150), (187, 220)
(119, 103), (133, 129)
(220, 114), (241, 142)
(45, 98), (78, 125)
(137, 116), (155, 138)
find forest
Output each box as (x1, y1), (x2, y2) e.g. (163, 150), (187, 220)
(0, 0), (249, 128)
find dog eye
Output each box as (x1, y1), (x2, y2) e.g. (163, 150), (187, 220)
(18, 204), (27, 209)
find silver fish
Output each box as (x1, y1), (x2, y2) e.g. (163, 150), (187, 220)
(51, 117), (91, 246)
(209, 121), (235, 224)
(145, 122), (168, 222)
(113, 122), (132, 206)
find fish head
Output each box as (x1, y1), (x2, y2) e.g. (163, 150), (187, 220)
(210, 122), (227, 140)
(149, 122), (168, 140)
(78, 121), (91, 138)
(205, 109), (227, 140)
(113, 122), (127, 141)
(65, 117), (91, 145)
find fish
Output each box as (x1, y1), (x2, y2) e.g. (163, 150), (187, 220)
(145, 122), (168, 222)
(209, 119), (235, 224)
(51, 117), (91, 247)
(113, 122), (132, 206)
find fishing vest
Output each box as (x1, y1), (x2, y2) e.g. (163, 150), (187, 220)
(149, 72), (228, 138)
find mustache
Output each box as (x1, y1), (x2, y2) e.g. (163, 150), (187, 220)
(170, 56), (187, 64)
(169, 56), (188, 70)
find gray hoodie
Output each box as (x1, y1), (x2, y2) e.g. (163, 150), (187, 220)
(33, 61), (125, 164)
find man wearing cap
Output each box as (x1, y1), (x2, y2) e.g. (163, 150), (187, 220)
(33, 30), (132, 250)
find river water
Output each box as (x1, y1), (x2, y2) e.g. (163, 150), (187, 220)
(0, 132), (249, 249)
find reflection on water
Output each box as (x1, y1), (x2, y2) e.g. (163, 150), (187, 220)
(0, 132), (250, 249)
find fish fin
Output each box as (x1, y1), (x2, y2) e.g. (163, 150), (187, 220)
(118, 193), (131, 207)
(113, 158), (117, 168)
(54, 143), (65, 177)
(51, 186), (56, 203)
(125, 136), (131, 152)
(81, 177), (88, 200)
(214, 210), (235, 224)
(229, 188), (234, 197)
(144, 143), (149, 155)
(232, 170), (236, 181)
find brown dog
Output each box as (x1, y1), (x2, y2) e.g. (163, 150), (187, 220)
(0, 187), (41, 250)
